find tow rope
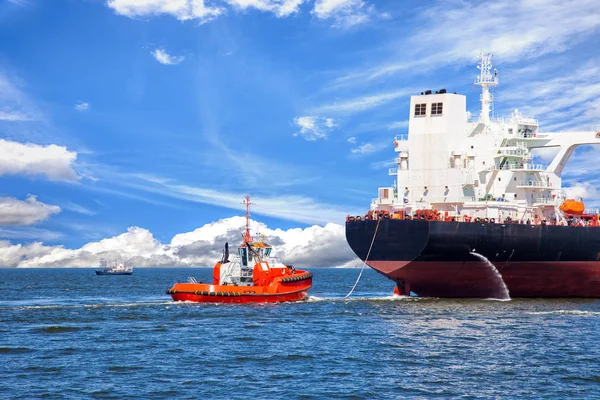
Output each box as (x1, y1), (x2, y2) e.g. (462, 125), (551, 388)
(344, 217), (381, 299)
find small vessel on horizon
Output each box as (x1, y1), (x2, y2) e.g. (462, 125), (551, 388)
(166, 196), (312, 304)
(95, 259), (134, 276)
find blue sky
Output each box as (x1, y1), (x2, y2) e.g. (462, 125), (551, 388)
(0, 0), (599, 267)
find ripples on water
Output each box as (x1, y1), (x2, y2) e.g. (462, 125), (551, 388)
(1, 268), (599, 399)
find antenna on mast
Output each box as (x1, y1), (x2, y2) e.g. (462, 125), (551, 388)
(475, 52), (498, 125)
(242, 195), (253, 244)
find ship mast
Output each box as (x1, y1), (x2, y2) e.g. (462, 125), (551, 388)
(475, 52), (498, 125)
(242, 195), (253, 244)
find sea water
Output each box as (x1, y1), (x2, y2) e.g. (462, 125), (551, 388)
(1, 268), (599, 399)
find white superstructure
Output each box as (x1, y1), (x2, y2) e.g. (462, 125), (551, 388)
(373, 53), (600, 223)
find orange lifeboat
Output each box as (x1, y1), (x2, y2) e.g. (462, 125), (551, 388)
(166, 196), (312, 304)
(559, 199), (585, 215)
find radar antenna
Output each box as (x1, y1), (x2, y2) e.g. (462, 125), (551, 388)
(474, 52), (498, 125)
(242, 195), (253, 244)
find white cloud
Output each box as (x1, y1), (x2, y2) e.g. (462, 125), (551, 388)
(107, 0), (224, 23)
(0, 139), (79, 182)
(64, 202), (96, 216)
(2, 216), (359, 268)
(0, 227), (63, 241)
(351, 143), (374, 154)
(347, 136), (356, 144)
(350, 139), (388, 156)
(0, 111), (29, 121)
(330, 0), (600, 88)
(563, 182), (600, 204)
(151, 48), (185, 65)
(388, 120), (408, 130)
(370, 158), (396, 170)
(293, 115), (336, 141)
(110, 173), (361, 225)
(312, 0), (378, 27)
(75, 102), (89, 111)
(225, 0), (304, 17)
(0, 195), (61, 226)
(313, 90), (410, 114)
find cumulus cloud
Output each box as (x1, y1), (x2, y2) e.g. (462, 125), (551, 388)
(2, 216), (359, 268)
(0, 139), (79, 181)
(151, 48), (185, 65)
(293, 116), (336, 141)
(107, 0), (224, 23)
(74, 102), (89, 111)
(0, 195), (61, 225)
(563, 182), (600, 205)
(225, 0), (304, 17)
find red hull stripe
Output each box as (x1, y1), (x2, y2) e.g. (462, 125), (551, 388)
(368, 260), (600, 298)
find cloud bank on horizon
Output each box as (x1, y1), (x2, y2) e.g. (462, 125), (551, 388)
(0, 0), (599, 266)
(0, 216), (359, 269)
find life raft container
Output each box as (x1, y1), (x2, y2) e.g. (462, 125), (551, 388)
(560, 199), (585, 215)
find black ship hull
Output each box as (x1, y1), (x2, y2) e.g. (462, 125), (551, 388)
(346, 219), (600, 298)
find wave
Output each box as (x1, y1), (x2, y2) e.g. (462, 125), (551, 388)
(528, 310), (600, 316)
(306, 295), (433, 302)
(1, 300), (175, 311)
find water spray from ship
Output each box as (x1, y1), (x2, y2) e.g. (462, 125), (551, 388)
(470, 251), (511, 300)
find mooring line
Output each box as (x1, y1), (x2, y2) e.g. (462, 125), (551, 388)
(344, 217), (381, 299)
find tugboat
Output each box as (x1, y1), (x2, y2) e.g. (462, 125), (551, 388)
(166, 196), (312, 304)
(95, 259), (133, 275)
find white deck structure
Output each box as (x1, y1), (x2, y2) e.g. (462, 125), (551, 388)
(373, 53), (600, 223)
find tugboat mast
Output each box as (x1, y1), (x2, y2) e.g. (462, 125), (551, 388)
(475, 52), (498, 125)
(242, 195), (253, 244)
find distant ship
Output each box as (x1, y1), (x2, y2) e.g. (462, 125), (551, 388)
(167, 196), (312, 303)
(346, 53), (600, 298)
(95, 259), (133, 275)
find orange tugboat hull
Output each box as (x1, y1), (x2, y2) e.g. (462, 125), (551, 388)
(167, 272), (312, 304)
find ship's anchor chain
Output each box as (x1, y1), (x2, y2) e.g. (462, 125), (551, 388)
(344, 217), (381, 299)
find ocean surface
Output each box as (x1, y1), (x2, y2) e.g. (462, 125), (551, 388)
(1, 268), (599, 399)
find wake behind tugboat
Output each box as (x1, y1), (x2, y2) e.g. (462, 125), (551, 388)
(346, 53), (600, 299)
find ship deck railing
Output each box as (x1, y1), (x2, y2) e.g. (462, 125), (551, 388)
(517, 180), (552, 188)
(490, 163), (546, 171)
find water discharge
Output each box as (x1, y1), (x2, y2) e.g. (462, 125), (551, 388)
(471, 252), (511, 300)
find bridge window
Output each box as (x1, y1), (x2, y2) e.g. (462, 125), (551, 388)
(414, 103), (426, 116)
(431, 102), (443, 115)
(240, 248), (248, 266)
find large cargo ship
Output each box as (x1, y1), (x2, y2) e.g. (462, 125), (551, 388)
(346, 54), (600, 298)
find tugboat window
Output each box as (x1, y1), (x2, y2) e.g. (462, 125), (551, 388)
(240, 248), (248, 266)
(431, 102), (443, 115)
(414, 103), (426, 116)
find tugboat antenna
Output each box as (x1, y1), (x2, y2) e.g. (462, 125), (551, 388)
(242, 195), (253, 244)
